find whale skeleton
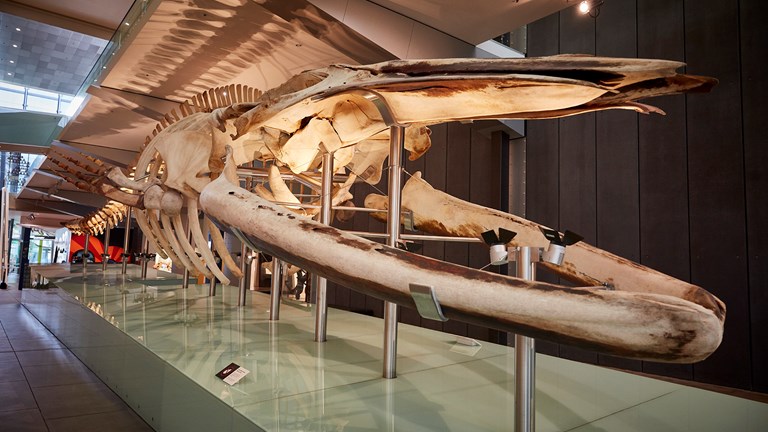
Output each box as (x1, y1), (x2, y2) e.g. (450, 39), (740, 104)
(50, 56), (724, 362)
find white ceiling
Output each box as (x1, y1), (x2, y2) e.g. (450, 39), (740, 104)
(7, 0), (576, 228)
(368, 0), (570, 45)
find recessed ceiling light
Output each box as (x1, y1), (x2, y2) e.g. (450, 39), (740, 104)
(102, 66), (106, 69)
(9, 60), (14, 64)
(12, 44), (18, 48)
(124, 22), (130, 26)
(6, 72), (11, 76)
(15, 28), (21, 31)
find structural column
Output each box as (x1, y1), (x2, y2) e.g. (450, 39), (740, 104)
(269, 257), (283, 320)
(515, 246), (537, 432)
(101, 227), (111, 272)
(237, 243), (248, 305)
(121, 207), (133, 274)
(383, 125), (404, 379)
(83, 232), (90, 273)
(314, 150), (333, 342)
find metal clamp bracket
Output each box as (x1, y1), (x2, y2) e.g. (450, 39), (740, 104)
(409, 283), (448, 322)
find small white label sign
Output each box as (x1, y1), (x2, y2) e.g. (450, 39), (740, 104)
(216, 362), (250, 385)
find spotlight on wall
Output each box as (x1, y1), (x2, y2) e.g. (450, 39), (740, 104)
(578, 0), (604, 17)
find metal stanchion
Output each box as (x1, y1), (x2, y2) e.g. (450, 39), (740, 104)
(515, 246), (538, 432)
(383, 125), (405, 379)
(0, 187), (9, 288)
(208, 259), (218, 297)
(83, 232), (90, 273)
(182, 229), (192, 289)
(269, 257), (283, 320)
(121, 207), (133, 274)
(314, 150), (333, 342)
(140, 239), (149, 279)
(102, 227), (111, 272)
(237, 243), (248, 306)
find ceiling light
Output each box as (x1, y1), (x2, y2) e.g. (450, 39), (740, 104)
(9, 60), (14, 64)
(124, 22), (130, 26)
(6, 72), (11, 76)
(577, 0), (604, 17)
(222, 91), (227, 96)
(12, 44), (18, 48)
(15, 27), (21, 31)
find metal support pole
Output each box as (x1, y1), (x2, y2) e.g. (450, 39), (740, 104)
(83, 232), (90, 273)
(101, 227), (111, 272)
(140, 238), (149, 279)
(269, 257), (283, 320)
(208, 259), (218, 297)
(383, 125), (405, 379)
(0, 187), (8, 284)
(121, 207), (133, 274)
(314, 151), (333, 342)
(515, 246), (537, 432)
(238, 243), (248, 306)
(182, 228), (192, 289)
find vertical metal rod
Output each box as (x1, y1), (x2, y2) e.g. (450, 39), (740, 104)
(121, 207), (133, 274)
(0, 187), (8, 282)
(182, 228), (192, 289)
(83, 232), (90, 273)
(237, 243), (248, 306)
(140, 238), (149, 279)
(314, 151), (333, 342)
(208, 260), (218, 297)
(101, 227), (111, 272)
(383, 125), (404, 379)
(269, 257), (283, 320)
(515, 246), (537, 432)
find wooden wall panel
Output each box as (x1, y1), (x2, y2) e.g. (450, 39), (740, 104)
(399, 135), (428, 327)
(741, 0), (768, 394)
(420, 123), (448, 332)
(442, 122), (471, 337)
(684, 0), (750, 389)
(636, 0), (693, 381)
(524, 0), (764, 393)
(557, 10), (596, 362)
(526, 13), (561, 356)
(467, 127), (498, 342)
(594, 0), (642, 371)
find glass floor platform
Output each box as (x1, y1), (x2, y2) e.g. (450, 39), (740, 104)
(20, 264), (768, 431)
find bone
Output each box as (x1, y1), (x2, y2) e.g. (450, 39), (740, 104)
(205, 218), (243, 279)
(157, 212), (198, 274)
(186, 197), (230, 285)
(266, 165), (303, 211)
(143, 209), (177, 262)
(171, 213), (213, 279)
(200, 148), (722, 363)
(133, 209), (170, 265)
(364, 172), (725, 320)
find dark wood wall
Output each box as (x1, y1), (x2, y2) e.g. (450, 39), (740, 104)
(527, 0), (768, 393)
(326, 122), (506, 344)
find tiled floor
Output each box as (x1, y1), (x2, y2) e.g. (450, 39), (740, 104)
(0, 278), (154, 432)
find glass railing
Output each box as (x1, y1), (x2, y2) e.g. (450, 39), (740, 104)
(493, 25), (528, 55)
(0, 82), (74, 115)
